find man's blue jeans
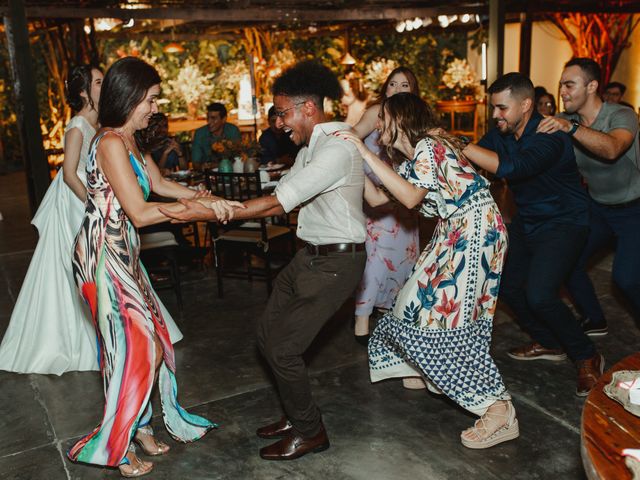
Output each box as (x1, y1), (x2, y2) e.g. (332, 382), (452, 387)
(500, 218), (595, 361)
(567, 197), (640, 323)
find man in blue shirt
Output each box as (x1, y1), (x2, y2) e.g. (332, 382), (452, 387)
(463, 72), (603, 397)
(258, 106), (300, 165)
(191, 102), (242, 165)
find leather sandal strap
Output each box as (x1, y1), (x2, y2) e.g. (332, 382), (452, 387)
(137, 425), (154, 436)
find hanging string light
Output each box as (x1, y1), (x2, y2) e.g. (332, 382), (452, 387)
(395, 13), (477, 33)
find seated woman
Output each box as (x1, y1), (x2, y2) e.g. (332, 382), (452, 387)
(68, 57), (241, 478)
(336, 93), (519, 449)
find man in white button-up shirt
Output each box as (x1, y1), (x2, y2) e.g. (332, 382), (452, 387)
(163, 61), (366, 460)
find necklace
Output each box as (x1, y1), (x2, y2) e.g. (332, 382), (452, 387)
(110, 128), (146, 165)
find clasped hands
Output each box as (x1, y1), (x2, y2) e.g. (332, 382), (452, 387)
(159, 189), (246, 224)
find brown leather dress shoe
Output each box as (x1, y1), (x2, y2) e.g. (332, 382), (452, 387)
(576, 353), (604, 397)
(259, 424), (330, 461)
(507, 342), (567, 362)
(256, 417), (293, 439)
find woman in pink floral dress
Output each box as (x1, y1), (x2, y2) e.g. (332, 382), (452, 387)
(337, 93), (518, 450)
(351, 67), (420, 346)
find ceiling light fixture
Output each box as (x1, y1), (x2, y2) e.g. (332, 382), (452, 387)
(163, 20), (184, 54)
(340, 30), (357, 66)
(94, 18), (122, 32)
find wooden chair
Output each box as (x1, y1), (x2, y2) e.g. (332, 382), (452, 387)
(205, 170), (295, 297)
(435, 100), (479, 142)
(179, 140), (192, 167)
(139, 230), (183, 311)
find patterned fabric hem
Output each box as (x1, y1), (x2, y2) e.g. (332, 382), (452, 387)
(368, 312), (510, 415)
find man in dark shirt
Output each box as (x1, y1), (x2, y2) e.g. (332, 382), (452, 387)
(463, 72), (603, 397)
(258, 106), (300, 165)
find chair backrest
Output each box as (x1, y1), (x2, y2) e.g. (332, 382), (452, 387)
(204, 170), (264, 202)
(180, 140), (192, 166)
(204, 170), (268, 241)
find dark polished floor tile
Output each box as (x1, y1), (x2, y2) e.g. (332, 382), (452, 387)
(0, 443), (72, 480)
(0, 372), (53, 456)
(31, 372), (104, 441)
(0, 171), (636, 480)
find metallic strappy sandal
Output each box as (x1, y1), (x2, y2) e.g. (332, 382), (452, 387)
(134, 425), (170, 456)
(119, 443), (154, 478)
(460, 400), (520, 449)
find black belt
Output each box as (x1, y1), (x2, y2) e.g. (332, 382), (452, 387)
(598, 196), (640, 209)
(305, 242), (365, 256)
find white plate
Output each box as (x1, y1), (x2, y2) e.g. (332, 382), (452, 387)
(258, 163), (285, 171)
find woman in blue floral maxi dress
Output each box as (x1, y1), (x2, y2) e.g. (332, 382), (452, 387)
(337, 92), (519, 449)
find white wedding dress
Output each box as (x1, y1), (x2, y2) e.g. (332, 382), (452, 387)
(0, 116), (183, 375)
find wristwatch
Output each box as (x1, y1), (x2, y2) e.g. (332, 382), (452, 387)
(458, 135), (471, 148)
(568, 121), (580, 136)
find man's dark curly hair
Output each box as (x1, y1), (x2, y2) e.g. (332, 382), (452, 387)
(272, 60), (343, 107)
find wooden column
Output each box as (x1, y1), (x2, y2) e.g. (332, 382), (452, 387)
(4, 0), (50, 214)
(519, 11), (533, 77)
(487, 0), (505, 88)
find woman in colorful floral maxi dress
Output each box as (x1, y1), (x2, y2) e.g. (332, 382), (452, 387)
(69, 57), (239, 477)
(337, 92), (519, 449)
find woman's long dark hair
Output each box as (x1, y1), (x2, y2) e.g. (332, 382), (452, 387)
(98, 56), (161, 128)
(380, 92), (463, 163)
(66, 65), (101, 113)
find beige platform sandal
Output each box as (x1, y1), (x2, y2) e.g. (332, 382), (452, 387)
(460, 400), (519, 449)
(402, 377), (427, 390)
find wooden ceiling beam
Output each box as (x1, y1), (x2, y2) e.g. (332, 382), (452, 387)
(0, 5), (485, 22)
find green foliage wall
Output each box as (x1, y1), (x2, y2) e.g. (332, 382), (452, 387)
(350, 30), (468, 102)
(0, 26), (471, 172)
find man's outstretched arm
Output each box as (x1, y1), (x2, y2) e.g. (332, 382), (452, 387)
(234, 195), (285, 219)
(159, 195), (284, 223)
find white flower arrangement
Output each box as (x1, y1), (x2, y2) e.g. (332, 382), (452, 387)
(364, 58), (399, 93)
(216, 60), (249, 90)
(440, 58), (479, 100)
(167, 58), (215, 106)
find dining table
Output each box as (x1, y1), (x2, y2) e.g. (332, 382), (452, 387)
(581, 352), (640, 480)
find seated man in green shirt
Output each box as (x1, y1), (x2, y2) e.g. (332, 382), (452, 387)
(191, 102), (242, 165)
